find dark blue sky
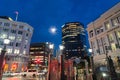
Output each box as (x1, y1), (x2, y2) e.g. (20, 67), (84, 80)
(0, 0), (120, 49)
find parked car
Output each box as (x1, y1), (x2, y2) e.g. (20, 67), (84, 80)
(3, 71), (14, 77)
(21, 69), (38, 77)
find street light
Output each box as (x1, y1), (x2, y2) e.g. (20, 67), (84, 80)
(88, 48), (96, 80)
(47, 43), (54, 80)
(59, 44), (64, 55)
(59, 44), (64, 80)
(0, 39), (10, 79)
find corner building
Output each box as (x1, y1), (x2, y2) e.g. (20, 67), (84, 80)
(0, 16), (33, 72)
(29, 42), (50, 70)
(87, 2), (120, 66)
(62, 22), (86, 59)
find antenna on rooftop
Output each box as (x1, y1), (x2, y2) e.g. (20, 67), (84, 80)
(14, 11), (19, 21)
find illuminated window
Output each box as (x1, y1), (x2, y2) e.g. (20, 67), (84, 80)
(25, 39), (28, 44)
(105, 22), (110, 30)
(111, 43), (116, 51)
(16, 36), (22, 41)
(23, 50), (26, 54)
(109, 34), (114, 42)
(14, 49), (20, 54)
(7, 48), (13, 54)
(0, 33), (7, 39)
(117, 31), (120, 38)
(9, 35), (15, 40)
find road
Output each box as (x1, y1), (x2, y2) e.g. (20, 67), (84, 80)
(2, 76), (46, 80)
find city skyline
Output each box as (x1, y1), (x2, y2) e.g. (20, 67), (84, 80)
(0, 0), (120, 49)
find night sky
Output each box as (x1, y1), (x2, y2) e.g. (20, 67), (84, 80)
(0, 0), (120, 49)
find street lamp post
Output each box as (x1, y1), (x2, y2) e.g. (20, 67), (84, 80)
(88, 48), (96, 80)
(47, 43), (54, 80)
(59, 44), (64, 80)
(0, 39), (10, 80)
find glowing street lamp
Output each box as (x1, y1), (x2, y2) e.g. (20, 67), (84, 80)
(59, 44), (64, 80)
(88, 48), (96, 80)
(88, 48), (92, 53)
(59, 44), (64, 55)
(47, 43), (54, 80)
(49, 44), (54, 50)
(59, 45), (64, 50)
(0, 39), (10, 79)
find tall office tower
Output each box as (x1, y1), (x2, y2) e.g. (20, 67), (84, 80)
(0, 16), (33, 72)
(29, 42), (51, 70)
(62, 22), (86, 59)
(87, 2), (120, 64)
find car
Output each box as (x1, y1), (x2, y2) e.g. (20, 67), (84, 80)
(21, 69), (38, 77)
(3, 71), (13, 77)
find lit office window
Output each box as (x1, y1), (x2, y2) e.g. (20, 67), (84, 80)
(105, 22), (110, 30)
(14, 49), (20, 54)
(109, 34), (114, 42)
(9, 35), (15, 40)
(111, 18), (118, 26)
(111, 43), (116, 51)
(23, 50), (26, 54)
(117, 31), (120, 38)
(0, 33), (7, 39)
(7, 48), (13, 54)
(16, 36), (22, 41)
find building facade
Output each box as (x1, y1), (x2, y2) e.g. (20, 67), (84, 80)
(87, 2), (120, 66)
(29, 42), (51, 70)
(62, 22), (86, 59)
(0, 16), (33, 72)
